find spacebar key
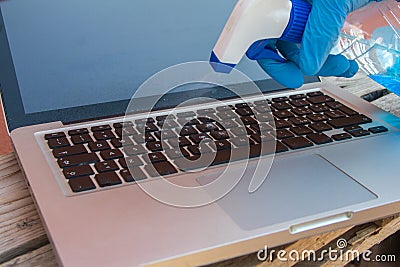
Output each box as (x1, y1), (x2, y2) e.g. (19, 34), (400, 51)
(328, 115), (372, 129)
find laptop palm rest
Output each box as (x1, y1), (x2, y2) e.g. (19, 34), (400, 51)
(197, 154), (376, 231)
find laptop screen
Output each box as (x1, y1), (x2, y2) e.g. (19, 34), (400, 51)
(0, 0), (319, 130)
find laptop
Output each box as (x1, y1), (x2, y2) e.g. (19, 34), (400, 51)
(1, 0), (400, 266)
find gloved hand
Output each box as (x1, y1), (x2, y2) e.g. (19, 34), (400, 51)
(258, 0), (373, 88)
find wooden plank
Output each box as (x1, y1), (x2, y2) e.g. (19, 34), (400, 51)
(0, 244), (57, 267)
(0, 154), (49, 264)
(320, 215), (400, 266)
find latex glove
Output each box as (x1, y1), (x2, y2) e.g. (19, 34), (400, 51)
(258, 0), (373, 88)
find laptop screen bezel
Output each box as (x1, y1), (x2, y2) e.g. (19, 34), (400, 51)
(0, 8), (320, 131)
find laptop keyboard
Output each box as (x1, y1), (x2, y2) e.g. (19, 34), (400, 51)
(42, 91), (389, 194)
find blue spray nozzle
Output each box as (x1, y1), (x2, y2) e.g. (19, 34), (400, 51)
(209, 51), (236, 73)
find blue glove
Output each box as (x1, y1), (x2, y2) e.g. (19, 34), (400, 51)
(258, 0), (372, 88)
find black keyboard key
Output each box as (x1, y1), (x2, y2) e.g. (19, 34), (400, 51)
(272, 96), (289, 102)
(146, 141), (164, 152)
(344, 125), (363, 133)
(154, 130), (176, 140)
(310, 104), (329, 113)
(113, 121), (133, 129)
(276, 129), (295, 139)
(275, 120), (292, 129)
(118, 156), (144, 168)
(145, 152), (168, 163)
(145, 161), (178, 177)
(236, 107), (254, 116)
(178, 118), (199, 126)
(369, 126), (389, 134)
(283, 137), (313, 150)
(180, 126), (198, 136)
(53, 145), (87, 158)
(63, 165), (94, 179)
(158, 120), (179, 129)
(110, 138), (134, 148)
(45, 132), (66, 140)
(272, 102), (291, 110)
(235, 103), (249, 108)
(292, 107), (313, 116)
(240, 116), (258, 125)
(123, 144), (147, 156)
(69, 176), (96, 193)
(289, 99), (309, 107)
(308, 95), (334, 104)
(250, 133), (274, 143)
(210, 130), (229, 140)
(325, 110), (346, 119)
(68, 128), (89, 136)
(219, 120), (239, 129)
(328, 115), (372, 129)
(289, 117), (310, 126)
(88, 141), (111, 152)
(58, 153), (99, 168)
(289, 94), (306, 100)
(214, 140), (231, 151)
(48, 137), (70, 148)
(135, 118), (155, 125)
(290, 126), (313, 135)
(116, 126), (137, 137)
(91, 125), (111, 132)
(197, 123), (219, 133)
(168, 136), (192, 147)
(95, 173), (122, 187)
(307, 133), (333, 145)
(255, 113), (274, 122)
(253, 104), (270, 113)
(229, 127), (251, 136)
(338, 106), (358, 116)
(187, 145), (212, 155)
(95, 160), (119, 173)
(309, 122), (332, 132)
(349, 129), (371, 137)
(276, 141), (289, 153)
(100, 149), (124, 160)
(71, 134), (93, 144)
(165, 147), (190, 159)
(326, 101), (344, 110)
(93, 130), (115, 141)
(130, 133), (150, 144)
(231, 136), (255, 147)
(144, 123), (159, 133)
(307, 91), (323, 97)
(217, 111), (237, 120)
(307, 114), (328, 122)
(332, 133), (352, 141)
(273, 110), (295, 119)
(156, 114), (175, 121)
(119, 169), (146, 182)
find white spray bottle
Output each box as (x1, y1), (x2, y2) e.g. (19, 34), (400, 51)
(210, 0), (311, 73)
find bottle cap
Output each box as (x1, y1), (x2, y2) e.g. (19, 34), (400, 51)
(280, 0), (312, 43)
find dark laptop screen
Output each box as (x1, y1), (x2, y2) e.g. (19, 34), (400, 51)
(0, 0), (319, 130)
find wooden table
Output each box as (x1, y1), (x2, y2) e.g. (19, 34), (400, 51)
(1, 74), (400, 267)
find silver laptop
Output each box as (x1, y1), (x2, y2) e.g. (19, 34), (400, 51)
(1, 0), (400, 266)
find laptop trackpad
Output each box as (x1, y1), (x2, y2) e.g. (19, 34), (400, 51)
(197, 154), (376, 231)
